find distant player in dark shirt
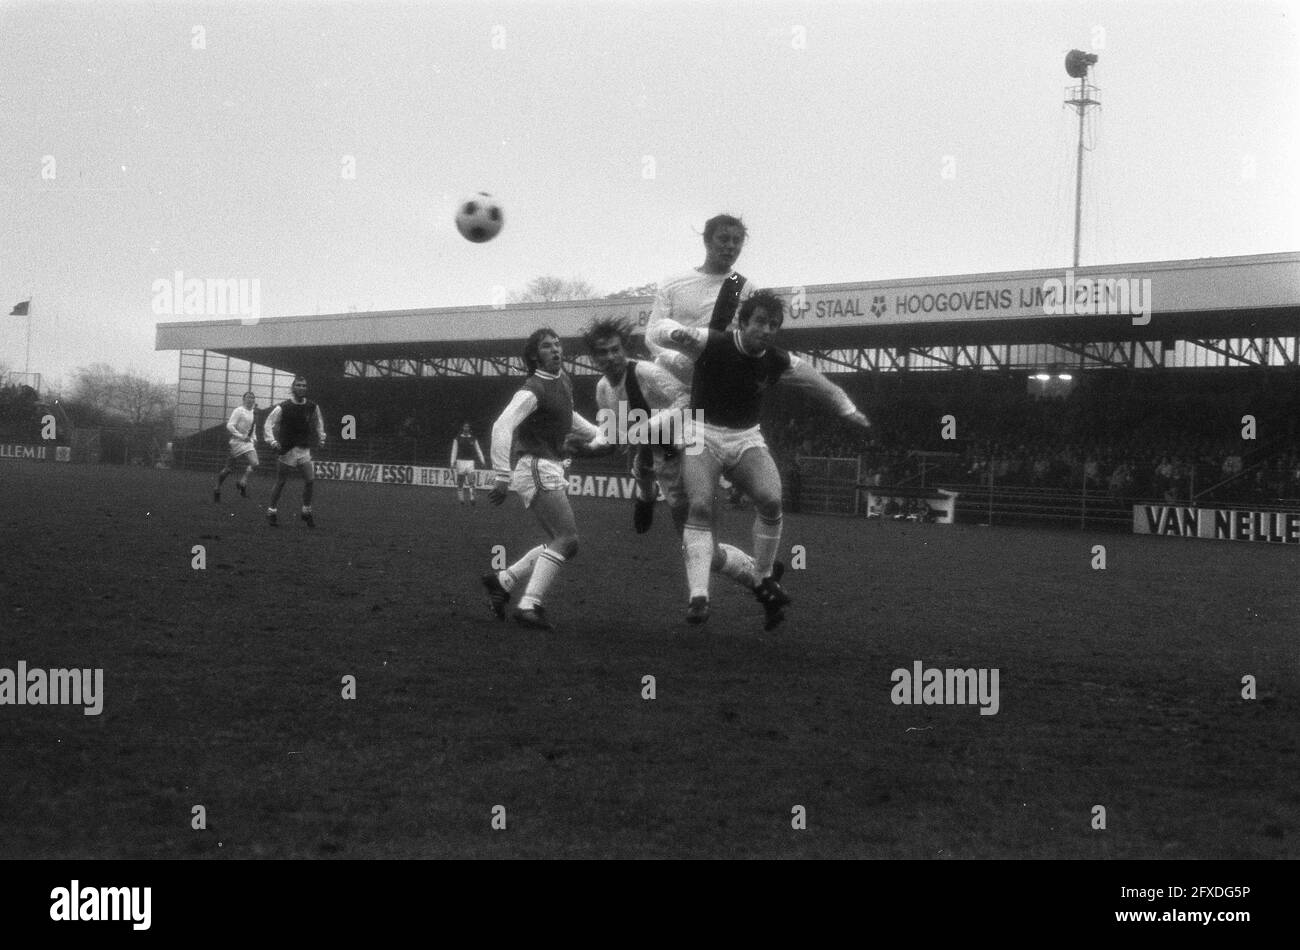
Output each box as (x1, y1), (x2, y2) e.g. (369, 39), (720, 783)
(648, 290), (871, 628)
(480, 328), (607, 631)
(450, 422), (486, 505)
(263, 375), (327, 528)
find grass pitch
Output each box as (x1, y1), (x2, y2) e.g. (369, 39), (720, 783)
(1, 462), (1295, 858)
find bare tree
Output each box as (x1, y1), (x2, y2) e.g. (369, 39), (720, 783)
(71, 364), (175, 426)
(510, 276), (598, 303)
(605, 283), (658, 299)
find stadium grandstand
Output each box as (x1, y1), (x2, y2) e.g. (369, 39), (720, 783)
(153, 251), (1300, 532)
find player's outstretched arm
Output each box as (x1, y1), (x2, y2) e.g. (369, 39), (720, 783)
(782, 358), (871, 428)
(449, 440), (459, 467)
(313, 406), (327, 447)
(645, 318), (708, 357)
(565, 411), (614, 456)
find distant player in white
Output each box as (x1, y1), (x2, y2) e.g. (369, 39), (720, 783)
(646, 213), (760, 388)
(263, 375), (327, 528)
(450, 422), (486, 505)
(213, 391), (259, 502)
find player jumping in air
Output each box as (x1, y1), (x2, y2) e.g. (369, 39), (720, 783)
(263, 375), (327, 528)
(648, 290), (871, 629)
(213, 391), (259, 502)
(645, 213), (760, 389)
(481, 328), (607, 631)
(450, 422), (486, 505)
(582, 315), (765, 595)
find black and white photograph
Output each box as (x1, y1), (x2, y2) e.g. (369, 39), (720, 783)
(0, 0), (1295, 927)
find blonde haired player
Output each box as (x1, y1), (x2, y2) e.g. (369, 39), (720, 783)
(213, 391), (259, 502)
(645, 213), (759, 388)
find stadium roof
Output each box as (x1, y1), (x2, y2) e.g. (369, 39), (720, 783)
(156, 252), (1300, 373)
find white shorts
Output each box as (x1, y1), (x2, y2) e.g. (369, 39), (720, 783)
(699, 423), (768, 472)
(230, 443), (259, 467)
(278, 446), (313, 467)
(510, 455), (567, 508)
(454, 460), (475, 477)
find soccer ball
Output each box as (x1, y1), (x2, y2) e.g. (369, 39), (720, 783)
(455, 192), (504, 243)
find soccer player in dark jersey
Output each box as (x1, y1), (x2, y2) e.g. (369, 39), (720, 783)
(263, 375), (327, 528)
(583, 315), (763, 593)
(481, 328), (607, 631)
(647, 290), (871, 629)
(450, 422), (486, 505)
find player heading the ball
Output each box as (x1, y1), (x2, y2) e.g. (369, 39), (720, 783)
(646, 213), (760, 389)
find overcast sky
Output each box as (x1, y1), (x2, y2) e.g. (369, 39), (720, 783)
(1, 0), (1297, 388)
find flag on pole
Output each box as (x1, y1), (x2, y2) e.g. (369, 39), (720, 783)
(9, 300), (29, 316)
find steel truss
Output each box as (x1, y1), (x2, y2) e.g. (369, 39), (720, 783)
(341, 336), (1298, 379)
(343, 354), (604, 378)
(789, 337), (1299, 372)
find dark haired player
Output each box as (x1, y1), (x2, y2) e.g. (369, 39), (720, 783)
(263, 376), (327, 528)
(646, 213), (759, 388)
(450, 422), (486, 505)
(481, 328), (607, 631)
(648, 290), (871, 628)
(213, 391), (259, 502)
(582, 315), (687, 533)
(582, 315), (763, 594)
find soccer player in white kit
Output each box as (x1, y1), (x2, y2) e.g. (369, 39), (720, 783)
(646, 214), (760, 389)
(648, 290), (872, 629)
(213, 391), (259, 502)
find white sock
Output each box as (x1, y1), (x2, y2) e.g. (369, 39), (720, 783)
(682, 524), (714, 600)
(499, 545), (546, 592)
(714, 542), (757, 589)
(518, 548), (565, 610)
(753, 514), (782, 580)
